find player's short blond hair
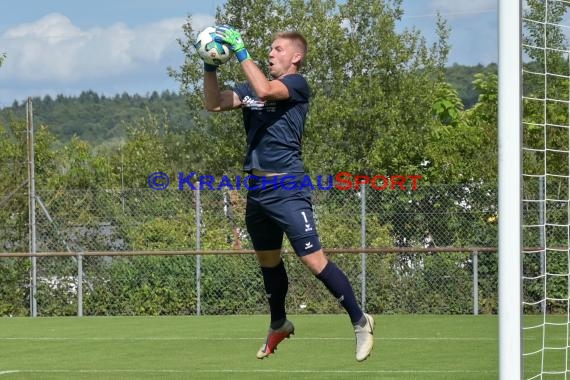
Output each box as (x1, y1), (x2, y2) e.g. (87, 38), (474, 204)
(274, 31), (308, 67)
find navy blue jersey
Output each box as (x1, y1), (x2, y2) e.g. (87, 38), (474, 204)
(233, 74), (310, 173)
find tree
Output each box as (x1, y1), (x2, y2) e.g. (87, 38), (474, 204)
(425, 73), (498, 185)
(522, 0), (569, 181)
(169, 0), (450, 177)
(169, 0), (502, 253)
(0, 53), (5, 68)
(444, 63), (497, 108)
(523, 0), (568, 67)
(520, 0), (570, 312)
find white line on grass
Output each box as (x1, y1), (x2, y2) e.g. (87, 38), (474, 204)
(0, 369), (499, 375)
(0, 371), (19, 376)
(0, 336), (497, 341)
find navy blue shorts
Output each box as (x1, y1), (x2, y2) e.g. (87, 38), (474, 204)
(245, 173), (322, 256)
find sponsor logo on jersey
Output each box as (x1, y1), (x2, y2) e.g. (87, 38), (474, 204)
(242, 96), (276, 112)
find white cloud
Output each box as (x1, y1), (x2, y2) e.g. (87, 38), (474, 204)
(429, 0), (496, 15)
(0, 12), (215, 84)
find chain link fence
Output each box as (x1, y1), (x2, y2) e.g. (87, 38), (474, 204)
(0, 183), (499, 317)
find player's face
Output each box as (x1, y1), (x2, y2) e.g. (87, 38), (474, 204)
(268, 38), (300, 78)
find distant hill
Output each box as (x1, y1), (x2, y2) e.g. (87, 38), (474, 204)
(0, 90), (195, 146)
(0, 64), (496, 145)
(445, 63), (497, 108)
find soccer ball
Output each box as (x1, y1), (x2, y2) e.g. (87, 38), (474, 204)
(194, 26), (232, 66)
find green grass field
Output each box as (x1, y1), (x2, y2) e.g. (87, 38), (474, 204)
(0, 315), (498, 379)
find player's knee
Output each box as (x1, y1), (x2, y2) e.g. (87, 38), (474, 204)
(256, 250), (283, 267)
(291, 235), (321, 258)
(298, 247), (328, 274)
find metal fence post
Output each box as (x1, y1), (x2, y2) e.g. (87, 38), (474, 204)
(473, 251), (478, 316)
(195, 182), (201, 316)
(27, 97), (37, 317)
(77, 251), (83, 317)
(360, 184), (367, 312)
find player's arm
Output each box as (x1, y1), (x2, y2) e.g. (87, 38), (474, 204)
(240, 60), (289, 101)
(213, 25), (290, 101)
(203, 70), (241, 112)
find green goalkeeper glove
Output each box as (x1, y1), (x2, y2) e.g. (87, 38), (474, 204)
(214, 25), (251, 63)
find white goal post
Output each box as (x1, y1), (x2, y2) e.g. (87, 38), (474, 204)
(498, 0), (522, 379)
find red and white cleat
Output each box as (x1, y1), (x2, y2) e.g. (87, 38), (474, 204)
(256, 320), (295, 359)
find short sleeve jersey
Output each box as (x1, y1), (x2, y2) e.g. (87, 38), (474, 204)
(233, 74), (310, 174)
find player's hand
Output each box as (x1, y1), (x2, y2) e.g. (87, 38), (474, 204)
(214, 25), (250, 63)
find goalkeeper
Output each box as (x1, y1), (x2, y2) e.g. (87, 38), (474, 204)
(201, 25), (374, 362)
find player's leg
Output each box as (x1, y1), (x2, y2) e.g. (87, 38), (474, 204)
(271, 180), (366, 326)
(270, 176), (374, 361)
(299, 249), (374, 362)
(256, 248), (288, 330)
(246, 194), (294, 359)
(299, 249), (363, 324)
(253, 248), (295, 359)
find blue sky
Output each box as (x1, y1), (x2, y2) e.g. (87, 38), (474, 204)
(0, 0), (497, 108)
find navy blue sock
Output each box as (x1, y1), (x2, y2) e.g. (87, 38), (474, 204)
(316, 261), (364, 325)
(260, 260), (288, 328)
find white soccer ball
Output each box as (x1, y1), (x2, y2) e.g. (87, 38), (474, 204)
(194, 26), (232, 66)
